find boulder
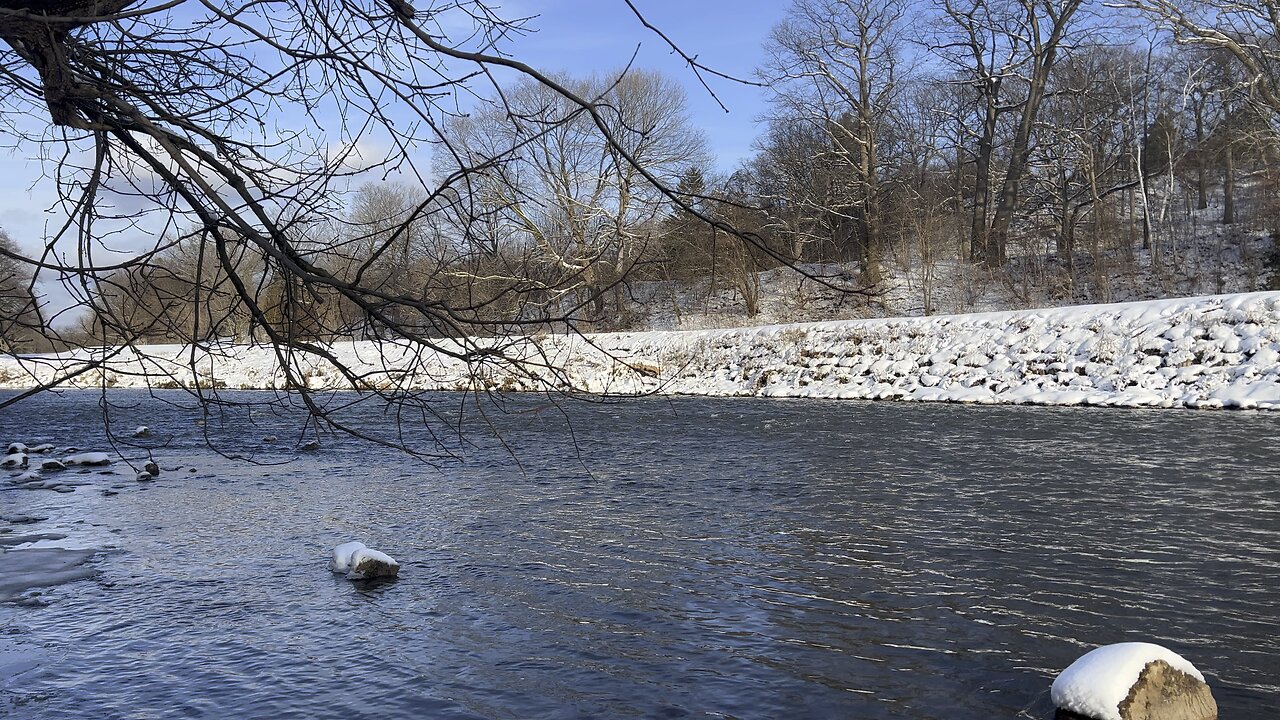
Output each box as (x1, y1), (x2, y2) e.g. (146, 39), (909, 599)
(40, 459), (66, 472)
(143, 461), (160, 476)
(2, 453), (28, 469)
(132, 426), (152, 438)
(1119, 660), (1217, 720)
(1053, 643), (1216, 720)
(64, 452), (112, 466)
(329, 541), (399, 581)
(136, 471), (153, 483)
(349, 550), (400, 580)
(6, 442), (27, 455)
(28, 444), (55, 454)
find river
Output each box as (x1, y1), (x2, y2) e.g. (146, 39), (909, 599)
(2, 391), (1278, 718)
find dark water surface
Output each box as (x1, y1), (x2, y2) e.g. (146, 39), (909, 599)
(1, 391), (1278, 719)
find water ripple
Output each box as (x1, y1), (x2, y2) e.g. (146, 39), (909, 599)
(1, 393), (1278, 718)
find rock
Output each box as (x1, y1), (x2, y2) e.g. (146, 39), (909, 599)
(39, 459), (66, 472)
(1053, 643), (1216, 720)
(28, 444), (55, 454)
(2, 453), (28, 469)
(350, 553), (400, 580)
(143, 461), (160, 476)
(1111, 660), (1218, 720)
(299, 441), (320, 452)
(132, 426), (152, 438)
(6, 442), (27, 455)
(262, 435), (277, 443)
(64, 452), (112, 466)
(330, 541), (399, 581)
(136, 472), (153, 483)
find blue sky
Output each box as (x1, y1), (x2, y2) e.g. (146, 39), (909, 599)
(0, 0), (786, 311)
(507, 0), (783, 168)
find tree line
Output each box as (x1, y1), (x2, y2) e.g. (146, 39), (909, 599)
(1, 1), (1278, 347)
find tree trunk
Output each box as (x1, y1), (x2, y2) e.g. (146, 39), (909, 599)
(1194, 101), (1208, 211)
(971, 84), (999, 266)
(986, 0), (1082, 270)
(1223, 141), (1235, 225)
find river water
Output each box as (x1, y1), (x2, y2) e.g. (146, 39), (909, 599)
(1, 391), (1278, 718)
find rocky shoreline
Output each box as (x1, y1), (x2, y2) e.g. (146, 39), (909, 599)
(2, 292), (1279, 411)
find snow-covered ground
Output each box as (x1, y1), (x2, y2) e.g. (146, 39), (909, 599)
(3, 292), (1280, 410)
(632, 225), (1276, 331)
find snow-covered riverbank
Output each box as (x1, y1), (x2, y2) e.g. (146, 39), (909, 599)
(4, 292), (1280, 410)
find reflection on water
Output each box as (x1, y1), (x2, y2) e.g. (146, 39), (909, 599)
(1, 391), (1279, 718)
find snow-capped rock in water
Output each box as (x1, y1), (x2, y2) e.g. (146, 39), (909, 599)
(299, 441), (320, 452)
(132, 426), (151, 438)
(135, 471), (152, 482)
(63, 452), (111, 466)
(329, 541), (399, 580)
(2, 453), (27, 469)
(143, 461), (160, 476)
(39, 459), (66, 472)
(28, 443), (54, 454)
(6, 442), (26, 455)
(262, 435), (277, 443)
(1052, 642), (1216, 720)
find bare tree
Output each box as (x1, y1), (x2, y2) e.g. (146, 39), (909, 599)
(446, 70), (708, 330)
(760, 0), (910, 282)
(1121, 0), (1280, 118)
(1, 0), (830, 455)
(0, 228), (42, 352)
(933, 0), (1088, 267)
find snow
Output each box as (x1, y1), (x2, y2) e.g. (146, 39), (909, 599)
(329, 541), (399, 579)
(351, 547), (398, 570)
(1, 453), (26, 468)
(62, 452), (112, 466)
(329, 541), (367, 574)
(2, 292), (1279, 411)
(1051, 642), (1205, 720)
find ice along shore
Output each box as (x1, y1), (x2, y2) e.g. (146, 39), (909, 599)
(3, 292), (1279, 411)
